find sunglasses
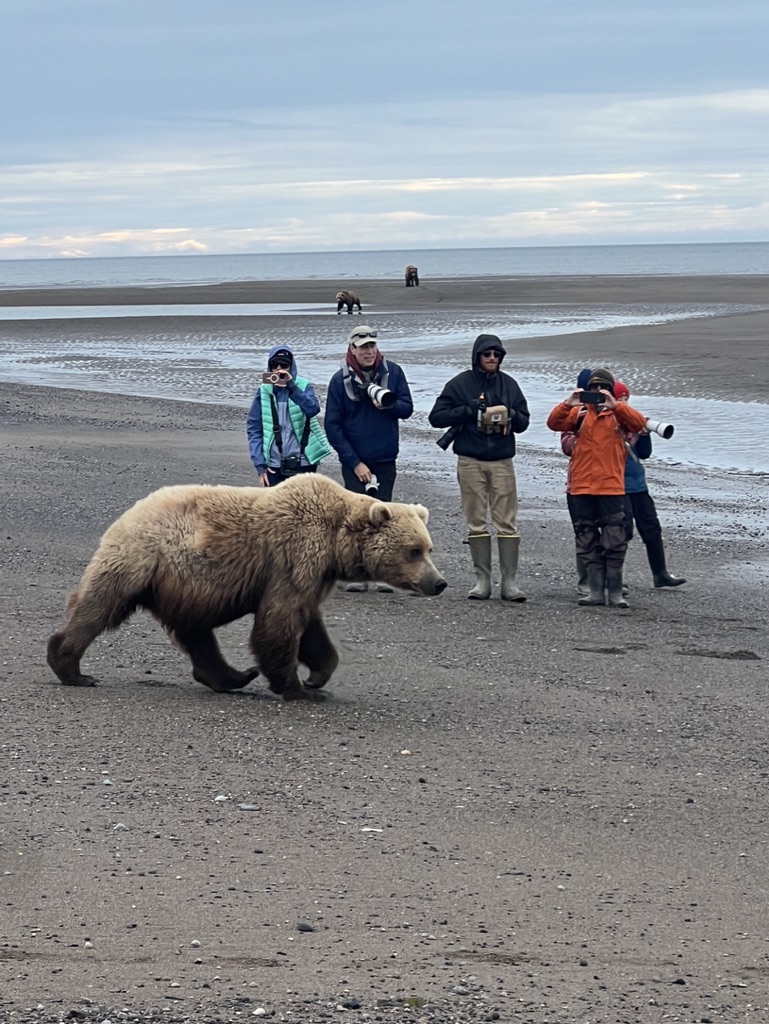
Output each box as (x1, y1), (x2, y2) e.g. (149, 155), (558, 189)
(480, 350), (501, 359)
(269, 359), (291, 369)
(352, 331), (378, 341)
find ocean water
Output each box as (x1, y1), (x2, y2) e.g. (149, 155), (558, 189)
(0, 303), (766, 476)
(0, 241), (767, 476)
(2, 241), (769, 289)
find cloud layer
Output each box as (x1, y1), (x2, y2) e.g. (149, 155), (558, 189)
(2, 1), (768, 258)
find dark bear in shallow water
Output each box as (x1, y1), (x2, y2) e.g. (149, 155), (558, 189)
(335, 290), (362, 314)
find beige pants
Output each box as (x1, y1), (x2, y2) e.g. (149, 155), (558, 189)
(457, 456), (519, 536)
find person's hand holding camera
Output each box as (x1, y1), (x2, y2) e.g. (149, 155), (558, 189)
(273, 369), (292, 388)
(564, 389), (584, 408)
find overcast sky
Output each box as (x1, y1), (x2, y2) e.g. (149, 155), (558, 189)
(2, 0), (768, 259)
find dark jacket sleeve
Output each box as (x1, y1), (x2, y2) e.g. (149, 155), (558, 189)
(428, 376), (474, 429)
(507, 380), (530, 434)
(324, 372), (360, 469)
(288, 380), (321, 418)
(246, 389), (266, 473)
(386, 362), (414, 421)
(634, 432), (653, 460)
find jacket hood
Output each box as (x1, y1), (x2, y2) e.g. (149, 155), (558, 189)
(267, 343), (298, 379)
(472, 333), (506, 371)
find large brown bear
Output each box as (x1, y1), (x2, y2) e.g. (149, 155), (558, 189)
(47, 475), (447, 701)
(404, 265), (419, 287)
(335, 290), (362, 314)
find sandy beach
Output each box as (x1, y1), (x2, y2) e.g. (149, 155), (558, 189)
(1, 275), (768, 1023)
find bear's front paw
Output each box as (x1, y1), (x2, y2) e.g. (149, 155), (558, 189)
(304, 673), (330, 690)
(60, 674), (98, 687)
(282, 686), (327, 702)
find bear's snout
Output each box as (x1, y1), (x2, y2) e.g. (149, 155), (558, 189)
(414, 565), (448, 596)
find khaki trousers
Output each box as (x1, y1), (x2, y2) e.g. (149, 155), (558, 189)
(457, 455), (519, 537)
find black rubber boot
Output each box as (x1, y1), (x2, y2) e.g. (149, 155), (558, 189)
(576, 554), (589, 596)
(606, 570), (629, 608)
(646, 537), (686, 588)
(578, 566), (606, 606)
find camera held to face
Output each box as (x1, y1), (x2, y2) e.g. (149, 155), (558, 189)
(579, 390), (605, 406)
(366, 382), (396, 410)
(262, 371), (285, 385)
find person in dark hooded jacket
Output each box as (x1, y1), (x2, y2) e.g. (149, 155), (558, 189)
(428, 334), (530, 601)
(246, 344), (331, 486)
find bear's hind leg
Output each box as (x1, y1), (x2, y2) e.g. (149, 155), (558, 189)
(299, 615), (339, 690)
(47, 584), (134, 686)
(172, 627), (259, 693)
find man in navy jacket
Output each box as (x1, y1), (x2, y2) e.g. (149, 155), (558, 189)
(325, 324), (414, 593)
(325, 324), (413, 503)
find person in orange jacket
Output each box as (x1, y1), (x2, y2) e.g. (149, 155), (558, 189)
(547, 366), (646, 607)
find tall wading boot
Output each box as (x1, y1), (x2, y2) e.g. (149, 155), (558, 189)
(467, 534), (492, 600)
(606, 569), (629, 608)
(578, 565), (607, 606)
(576, 554), (589, 596)
(645, 536), (686, 588)
(498, 536), (527, 602)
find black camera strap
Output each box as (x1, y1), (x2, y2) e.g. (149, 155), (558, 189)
(268, 393), (311, 454)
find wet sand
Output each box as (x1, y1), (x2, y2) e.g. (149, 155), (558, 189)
(1, 275), (768, 1023)
(2, 275), (768, 403)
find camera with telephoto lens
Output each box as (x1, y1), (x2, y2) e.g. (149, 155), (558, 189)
(280, 455), (301, 477)
(645, 418), (675, 440)
(366, 383), (396, 410)
(436, 425), (460, 451)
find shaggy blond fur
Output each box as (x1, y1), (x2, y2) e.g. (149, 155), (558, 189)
(47, 474), (446, 701)
(335, 289), (362, 314)
(404, 265), (419, 287)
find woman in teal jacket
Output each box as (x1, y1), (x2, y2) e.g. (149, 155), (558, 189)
(246, 344), (331, 486)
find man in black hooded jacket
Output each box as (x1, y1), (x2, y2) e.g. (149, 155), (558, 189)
(429, 334), (530, 601)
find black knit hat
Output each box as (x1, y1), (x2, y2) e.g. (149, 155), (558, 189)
(588, 366), (615, 389)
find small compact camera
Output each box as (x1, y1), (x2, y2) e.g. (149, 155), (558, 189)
(262, 371), (284, 385)
(280, 455), (301, 477)
(580, 390), (604, 405)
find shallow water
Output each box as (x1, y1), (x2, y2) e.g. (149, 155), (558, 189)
(0, 303), (766, 475)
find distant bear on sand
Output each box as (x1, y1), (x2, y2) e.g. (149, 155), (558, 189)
(405, 265), (419, 287)
(336, 290), (362, 314)
(46, 475), (447, 702)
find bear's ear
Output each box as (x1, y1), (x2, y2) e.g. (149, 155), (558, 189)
(368, 502), (393, 527)
(412, 504), (429, 524)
